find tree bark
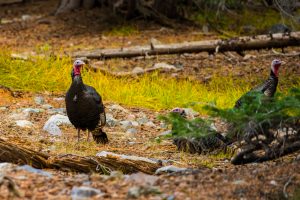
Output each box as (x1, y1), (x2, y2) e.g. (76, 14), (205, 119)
(73, 31), (300, 59)
(0, 139), (161, 174)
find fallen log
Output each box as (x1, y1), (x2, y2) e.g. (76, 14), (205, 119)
(0, 139), (161, 174)
(0, 0), (23, 5)
(73, 32), (300, 59)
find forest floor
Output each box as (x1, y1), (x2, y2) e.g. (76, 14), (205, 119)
(0, 0), (300, 199)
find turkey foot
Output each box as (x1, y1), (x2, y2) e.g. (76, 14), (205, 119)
(92, 130), (108, 144)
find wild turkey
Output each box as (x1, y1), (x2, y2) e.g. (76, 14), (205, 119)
(234, 59), (282, 108)
(172, 59), (282, 154)
(65, 60), (108, 144)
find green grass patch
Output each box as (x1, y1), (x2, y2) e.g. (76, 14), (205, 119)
(0, 52), (299, 112)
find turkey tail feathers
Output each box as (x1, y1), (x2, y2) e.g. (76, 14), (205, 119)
(91, 125), (108, 144)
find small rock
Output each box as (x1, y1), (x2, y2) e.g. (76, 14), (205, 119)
(132, 67), (144, 74)
(34, 96), (44, 105)
(296, 154), (300, 161)
(159, 122), (168, 129)
(109, 104), (129, 113)
(159, 130), (172, 136)
(126, 128), (138, 136)
(43, 114), (71, 136)
(243, 54), (256, 60)
(270, 180), (277, 186)
(155, 165), (187, 175)
(120, 120), (133, 130)
(17, 165), (52, 178)
(0, 106), (7, 111)
(53, 97), (64, 101)
(41, 104), (53, 109)
(127, 114), (136, 121)
(23, 108), (43, 114)
(144, 121), (156, 127)
(15, 120), (33, 128)
(106, 113), (119, 127)
(153, 62), (177, 71)
(232, 180), (246, 185)
(21, 15), (32, 21)
(71, 186), (103, 200)
(0, 163), (16, 173)
(131, 121), (139, 127)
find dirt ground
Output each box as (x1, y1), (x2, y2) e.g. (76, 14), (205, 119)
(0, 1), (300, 199)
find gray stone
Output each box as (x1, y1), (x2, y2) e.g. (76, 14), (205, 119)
(155, 165), (187, 175)
(23, 108), (43, 114)
(43, 114), (71, 136)
(106, 113), (119, 127)
(126, 128), (138, 136)
(153, 62), (177, 71)
(232, 180), (246, 185)
(17, 165), (52, 178)
(71, 186), (103, 200)
(127, 186), (161, 198)
(120, 120), (133, 130)
(15, 120), (33, 128)
(127, 114), (136, 121)
(34, 96), (44, 105)
(132, 67), (144, 74)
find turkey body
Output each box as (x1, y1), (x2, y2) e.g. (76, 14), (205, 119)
(234, 70), (278, 108)
(66, 75), (107, 143)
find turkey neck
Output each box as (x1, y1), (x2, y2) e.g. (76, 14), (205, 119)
(70, 75), (85, 95)
(270, 69), (278, 80)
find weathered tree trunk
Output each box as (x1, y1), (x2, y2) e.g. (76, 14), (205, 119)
(0, 139), (161, 174)
(73, 31), (300, 59)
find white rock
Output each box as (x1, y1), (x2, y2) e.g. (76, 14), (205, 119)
(131, 121), (139, 127)
(96, 151), (158, 164)
(0, 107), (7, 111)
(23, 108), (43, 114)
(137, 117), (149, 125)
(155, 165), (187, 175)
(53, 97), (64, 101)
(126, 172), (159, 186)
(43, 114), (71, 136)
(144, 121), (156, 127)
(108, 104), (129, 113)
(16, 120), (33, 128)
(0, 163), (16, 173)
(127, 114), (136, 121)
(132, 67), (144, 74)
(71, 186), (103, 200)
(153, 62), (177, 70)
(9, 112), (28, 120)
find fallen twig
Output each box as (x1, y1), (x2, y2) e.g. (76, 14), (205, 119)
(283, 175), (294, 199)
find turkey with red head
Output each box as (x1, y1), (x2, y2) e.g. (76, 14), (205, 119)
(234, 59), (282, 108)
(65, 60), (108, 144)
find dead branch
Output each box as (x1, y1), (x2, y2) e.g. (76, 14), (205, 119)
(0, 0), (23, 5)
(0, 139), (161, 174)
(73, 32), (300, 60)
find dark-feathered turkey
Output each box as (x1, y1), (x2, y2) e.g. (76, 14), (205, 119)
(65, 60), (108, 144)
(172, 59), (282, 154)
(234, 59), (282, 108)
